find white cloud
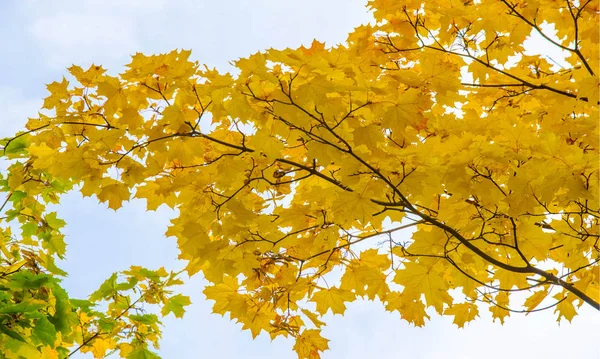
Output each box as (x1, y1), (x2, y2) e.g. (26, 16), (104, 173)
(29, 12), (138, 69)
(25, 0), (370, 73)
(0, 87), (42, 138)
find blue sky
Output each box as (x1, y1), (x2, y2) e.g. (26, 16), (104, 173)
(0, 1), (597, 358)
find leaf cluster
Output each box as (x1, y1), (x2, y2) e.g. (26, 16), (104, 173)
(1, 0), (598, 358)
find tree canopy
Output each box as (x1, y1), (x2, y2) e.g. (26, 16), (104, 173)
(1, 0), (598, 358)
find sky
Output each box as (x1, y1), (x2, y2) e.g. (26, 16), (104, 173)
(0, 1), (598, 358)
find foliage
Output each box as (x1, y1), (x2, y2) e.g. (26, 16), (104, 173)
(1, 0), (599, 357)
(0, 158), (190, 357)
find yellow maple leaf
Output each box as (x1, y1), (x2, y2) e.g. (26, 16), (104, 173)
(97, 182), (130, 210)
(301, 309), (326, 329)
(27, 143), (57, 170)
(524, 290), (548, 312)
(444, 302), (479, 328)
(385, 292), (430, 327)
(394, 260), (452, 313)
(241, 307), (277, 339)
(310, 287), (356, 315)
(489, 292), (510, 324)
(341, 261), (389, 300)
(293, 329), (329, 359)
(88, 337), (116, 358)
(554, 294), (578, 323)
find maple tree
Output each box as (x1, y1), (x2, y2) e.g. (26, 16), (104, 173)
(1, 0), (599, 357)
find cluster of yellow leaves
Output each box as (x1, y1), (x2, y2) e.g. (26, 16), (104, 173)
(1, 0), (598, 358)
(1, 141), (191, 357)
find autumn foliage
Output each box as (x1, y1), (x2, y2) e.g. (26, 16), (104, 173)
(1, 0), (599, 357)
